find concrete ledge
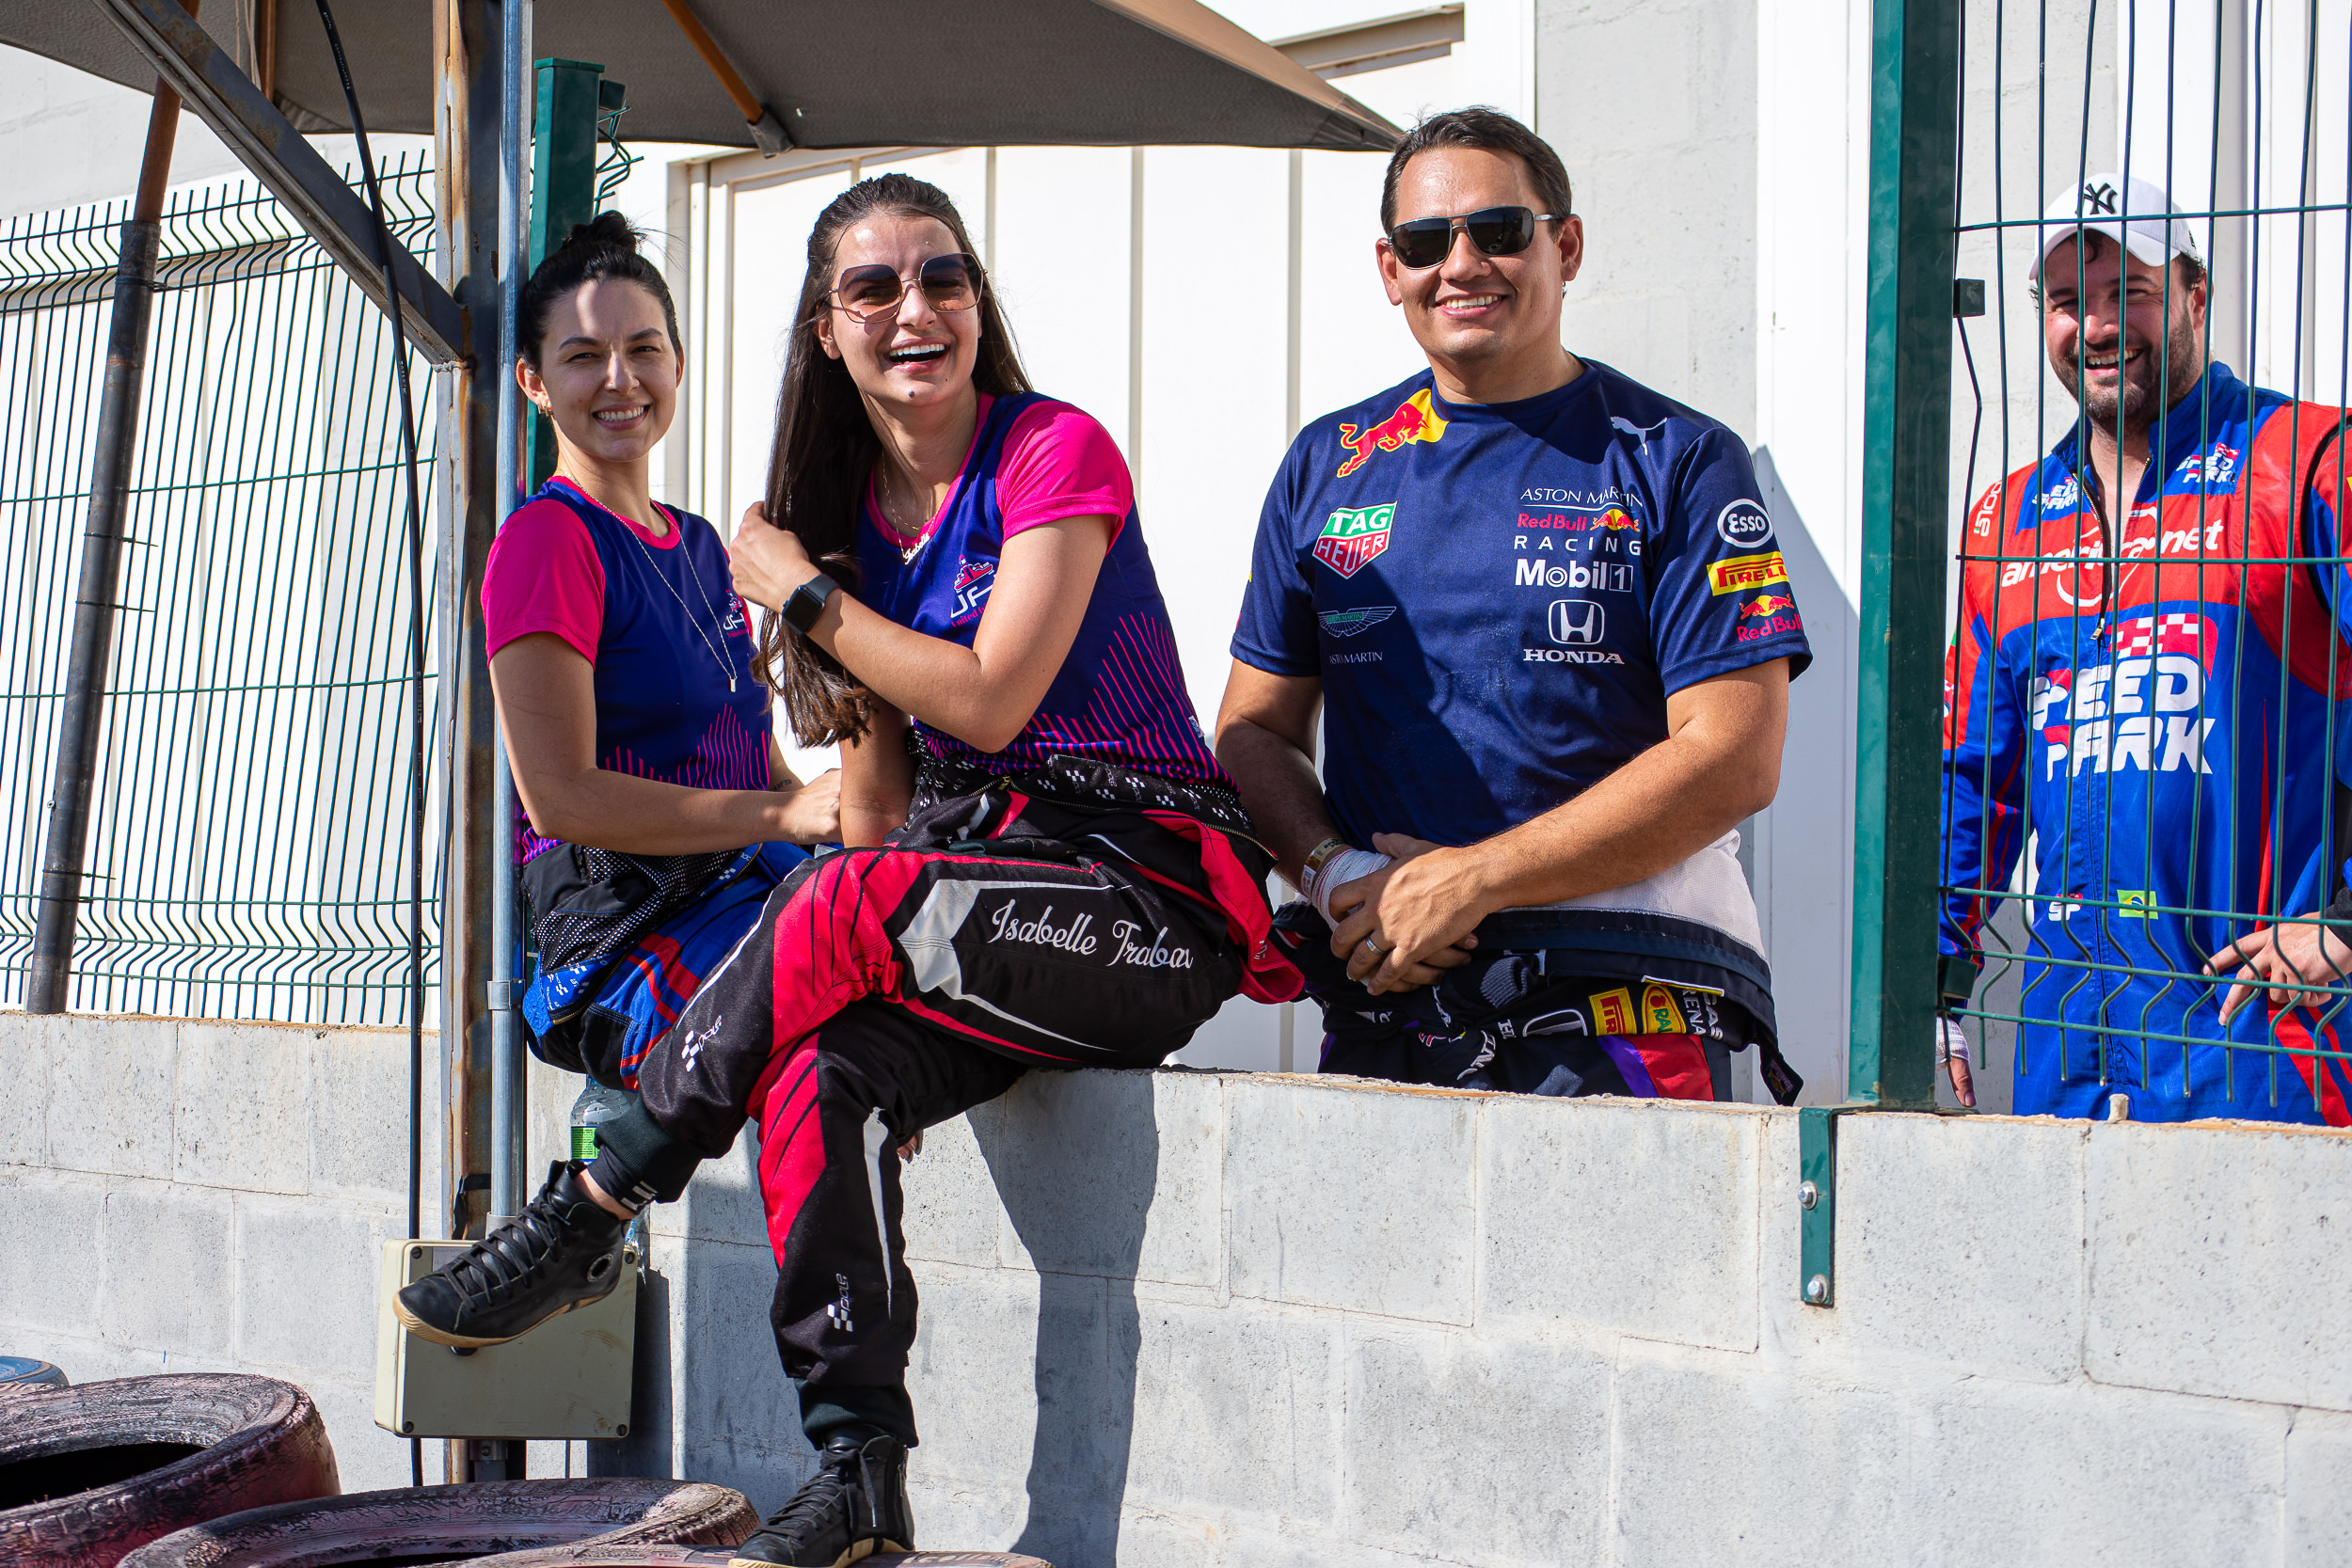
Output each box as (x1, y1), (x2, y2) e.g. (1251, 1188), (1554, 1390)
(7, 1012), (2352, 1564)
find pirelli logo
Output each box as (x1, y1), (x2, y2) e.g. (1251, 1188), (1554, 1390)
(1708, 550), (1790, 595)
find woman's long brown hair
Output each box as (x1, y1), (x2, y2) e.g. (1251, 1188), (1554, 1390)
(755, 174), (1031, 746)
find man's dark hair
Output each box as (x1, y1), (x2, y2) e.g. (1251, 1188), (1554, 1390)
(2031, 228), (2210, 306)
(1379, 107), (1574, 236)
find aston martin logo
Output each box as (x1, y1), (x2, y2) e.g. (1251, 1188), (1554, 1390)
(1318, 607), (1397, 639)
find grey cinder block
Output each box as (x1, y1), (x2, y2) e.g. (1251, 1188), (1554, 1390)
(1481, 1096), (1761, 1351)
(96, 1181), (236, 1354)
(47, 1015), (178, 1180)
(2087, 1119), (2352, 1412)
(1226, 1078), (1475, 1324)
(1342, 1325), (1609, 1565)
(175, 1023), (310, 1194)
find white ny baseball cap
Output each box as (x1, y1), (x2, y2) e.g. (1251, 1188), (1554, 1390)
(2030, 173), (2202, 279)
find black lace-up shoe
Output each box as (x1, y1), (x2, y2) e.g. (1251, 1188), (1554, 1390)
(730, 1428), (914, 1567)
(394, 1161), (632, 1349)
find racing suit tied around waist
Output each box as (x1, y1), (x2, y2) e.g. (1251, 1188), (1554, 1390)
(586, 753), (1300, 1209)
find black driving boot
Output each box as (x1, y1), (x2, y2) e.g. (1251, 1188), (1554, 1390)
(394, 1160), (632, 1348)
(731, 1428), (914, 1567)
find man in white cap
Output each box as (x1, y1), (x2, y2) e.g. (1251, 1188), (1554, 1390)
(1938, 173), (2352, 1122)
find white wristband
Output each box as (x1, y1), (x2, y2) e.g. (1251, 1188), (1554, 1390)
(1306, 848), (1392, 926)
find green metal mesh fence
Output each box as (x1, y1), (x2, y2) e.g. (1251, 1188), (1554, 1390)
(0, 156), (443, 1023)
(1939, 0), (2352, 1119)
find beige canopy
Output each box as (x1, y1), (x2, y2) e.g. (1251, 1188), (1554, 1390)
(4, 0), (1399, 151)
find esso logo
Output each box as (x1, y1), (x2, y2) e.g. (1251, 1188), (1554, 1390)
(1717, 499), (1774, 550)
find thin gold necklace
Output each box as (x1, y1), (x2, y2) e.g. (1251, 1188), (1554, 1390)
(879, 464), (938, 563)
(569, 479), (740, 694)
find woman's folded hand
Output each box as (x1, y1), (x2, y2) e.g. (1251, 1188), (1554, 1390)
(774, 767), (843, 845)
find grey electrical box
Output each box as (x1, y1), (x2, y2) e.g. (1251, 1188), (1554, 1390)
(373, 1239), (637, 1440)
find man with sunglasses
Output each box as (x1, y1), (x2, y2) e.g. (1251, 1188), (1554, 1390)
(1217, 107), (1810, 1103)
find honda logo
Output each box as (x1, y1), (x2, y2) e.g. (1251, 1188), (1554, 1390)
(1549, 599), (1605, 645)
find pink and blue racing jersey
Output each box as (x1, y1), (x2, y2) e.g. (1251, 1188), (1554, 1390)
(1941, 362), (2352, 1122)
(851, 391), (1227, 787)
(485, 476), (771, 859)
(484, 477), (797, 1005)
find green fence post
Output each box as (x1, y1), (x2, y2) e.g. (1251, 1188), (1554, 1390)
(525, 58), (613, 490)
(1851, 0), (1961, 1110)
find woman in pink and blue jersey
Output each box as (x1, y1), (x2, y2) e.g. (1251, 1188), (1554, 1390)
(404, 179), (1296, 1566)
(467, 214), (839, 1085)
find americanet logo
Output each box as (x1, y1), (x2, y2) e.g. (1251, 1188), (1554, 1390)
(1314, 502), (1396, 578)
(1708, 550), (1790, 595)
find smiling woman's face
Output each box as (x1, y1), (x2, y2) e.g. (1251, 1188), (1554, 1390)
(517, 277), (680, 466)
(814, 213), (982, 414)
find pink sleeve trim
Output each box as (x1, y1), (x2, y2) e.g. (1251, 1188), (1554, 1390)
(484, 499), (605, 663)
(995, 400), (1134, 549)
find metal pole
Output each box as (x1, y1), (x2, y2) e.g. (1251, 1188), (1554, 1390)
(1849, 0), (1961, 1109)
(434, 0), (507, 1486)
(488, 0), (528, 1234)
(25, 0), (198, 1014)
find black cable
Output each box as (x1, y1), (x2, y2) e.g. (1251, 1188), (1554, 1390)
(310, 0), (428, 1490)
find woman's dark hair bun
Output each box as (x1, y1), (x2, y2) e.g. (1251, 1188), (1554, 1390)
(568, 211), (641, 251)
(517, 209), (680, 365)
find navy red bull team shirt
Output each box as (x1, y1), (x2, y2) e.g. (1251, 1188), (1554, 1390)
(1233, 361), (1813, 856)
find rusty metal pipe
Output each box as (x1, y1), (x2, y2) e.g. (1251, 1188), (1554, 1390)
(26, 0), (198, 1014)
(655, 0), (791, 153)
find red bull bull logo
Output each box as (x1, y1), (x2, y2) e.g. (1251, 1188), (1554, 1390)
(1335, 389), (1449, 478)
(1313, 502), (1397, 578)
(1741, 593), (1795, 618)
(1591, 507), (1639, 531)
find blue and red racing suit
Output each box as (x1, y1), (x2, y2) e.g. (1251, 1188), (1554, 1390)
(1942, 362), (2352, 1121)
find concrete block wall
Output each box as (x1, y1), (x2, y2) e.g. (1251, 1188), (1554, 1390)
(0, 1013), (441, 1490)
(8, 1011), (2352, 1566)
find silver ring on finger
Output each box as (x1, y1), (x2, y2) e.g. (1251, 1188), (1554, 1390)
(1361, 935), (1390, 957)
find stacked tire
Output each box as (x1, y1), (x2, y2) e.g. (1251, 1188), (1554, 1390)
(119, 1477), (758, 1566)
(0, 1374), (339, 1567)
(464, 1551), (1055, 1567)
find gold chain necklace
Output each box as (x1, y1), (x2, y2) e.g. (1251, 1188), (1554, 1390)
(573, 483), (740, 694)
(877, 463), (938, 564)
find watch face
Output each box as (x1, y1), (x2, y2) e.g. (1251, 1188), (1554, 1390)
(787, 576), (832, 633)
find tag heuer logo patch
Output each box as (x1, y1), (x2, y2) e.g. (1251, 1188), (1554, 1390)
(1318, 606), (1397, 638)
(1314, 503), (1396, 578)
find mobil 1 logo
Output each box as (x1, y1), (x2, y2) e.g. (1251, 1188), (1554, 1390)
(1717, 499), (1774, 550)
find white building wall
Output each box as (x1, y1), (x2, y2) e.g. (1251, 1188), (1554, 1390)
(30, 6), (2335, 1094)
(653, 5), (1548, 1076)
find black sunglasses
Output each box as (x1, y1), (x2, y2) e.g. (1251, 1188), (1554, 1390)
(827, 252), (983, 323)
(1384, 206), (1559, 270)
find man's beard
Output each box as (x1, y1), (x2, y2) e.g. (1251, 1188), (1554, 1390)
(2057, 321), (2204, 438)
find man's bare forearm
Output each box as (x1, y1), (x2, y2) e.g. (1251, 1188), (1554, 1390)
(1216, 718), (1342, 890)
(1432, 662), (1788, 911)
(1328, 660), (1791, 991)
(1453, 733), (1768, 908)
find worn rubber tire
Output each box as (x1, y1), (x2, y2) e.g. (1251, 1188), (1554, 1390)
(118, 1478), (758, 1567)
(460, 1548), (1053, 1567)
(0, 1373), (339, 1568)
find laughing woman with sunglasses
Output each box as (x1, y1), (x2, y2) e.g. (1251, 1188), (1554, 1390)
(403, 176), (1298, 1567)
